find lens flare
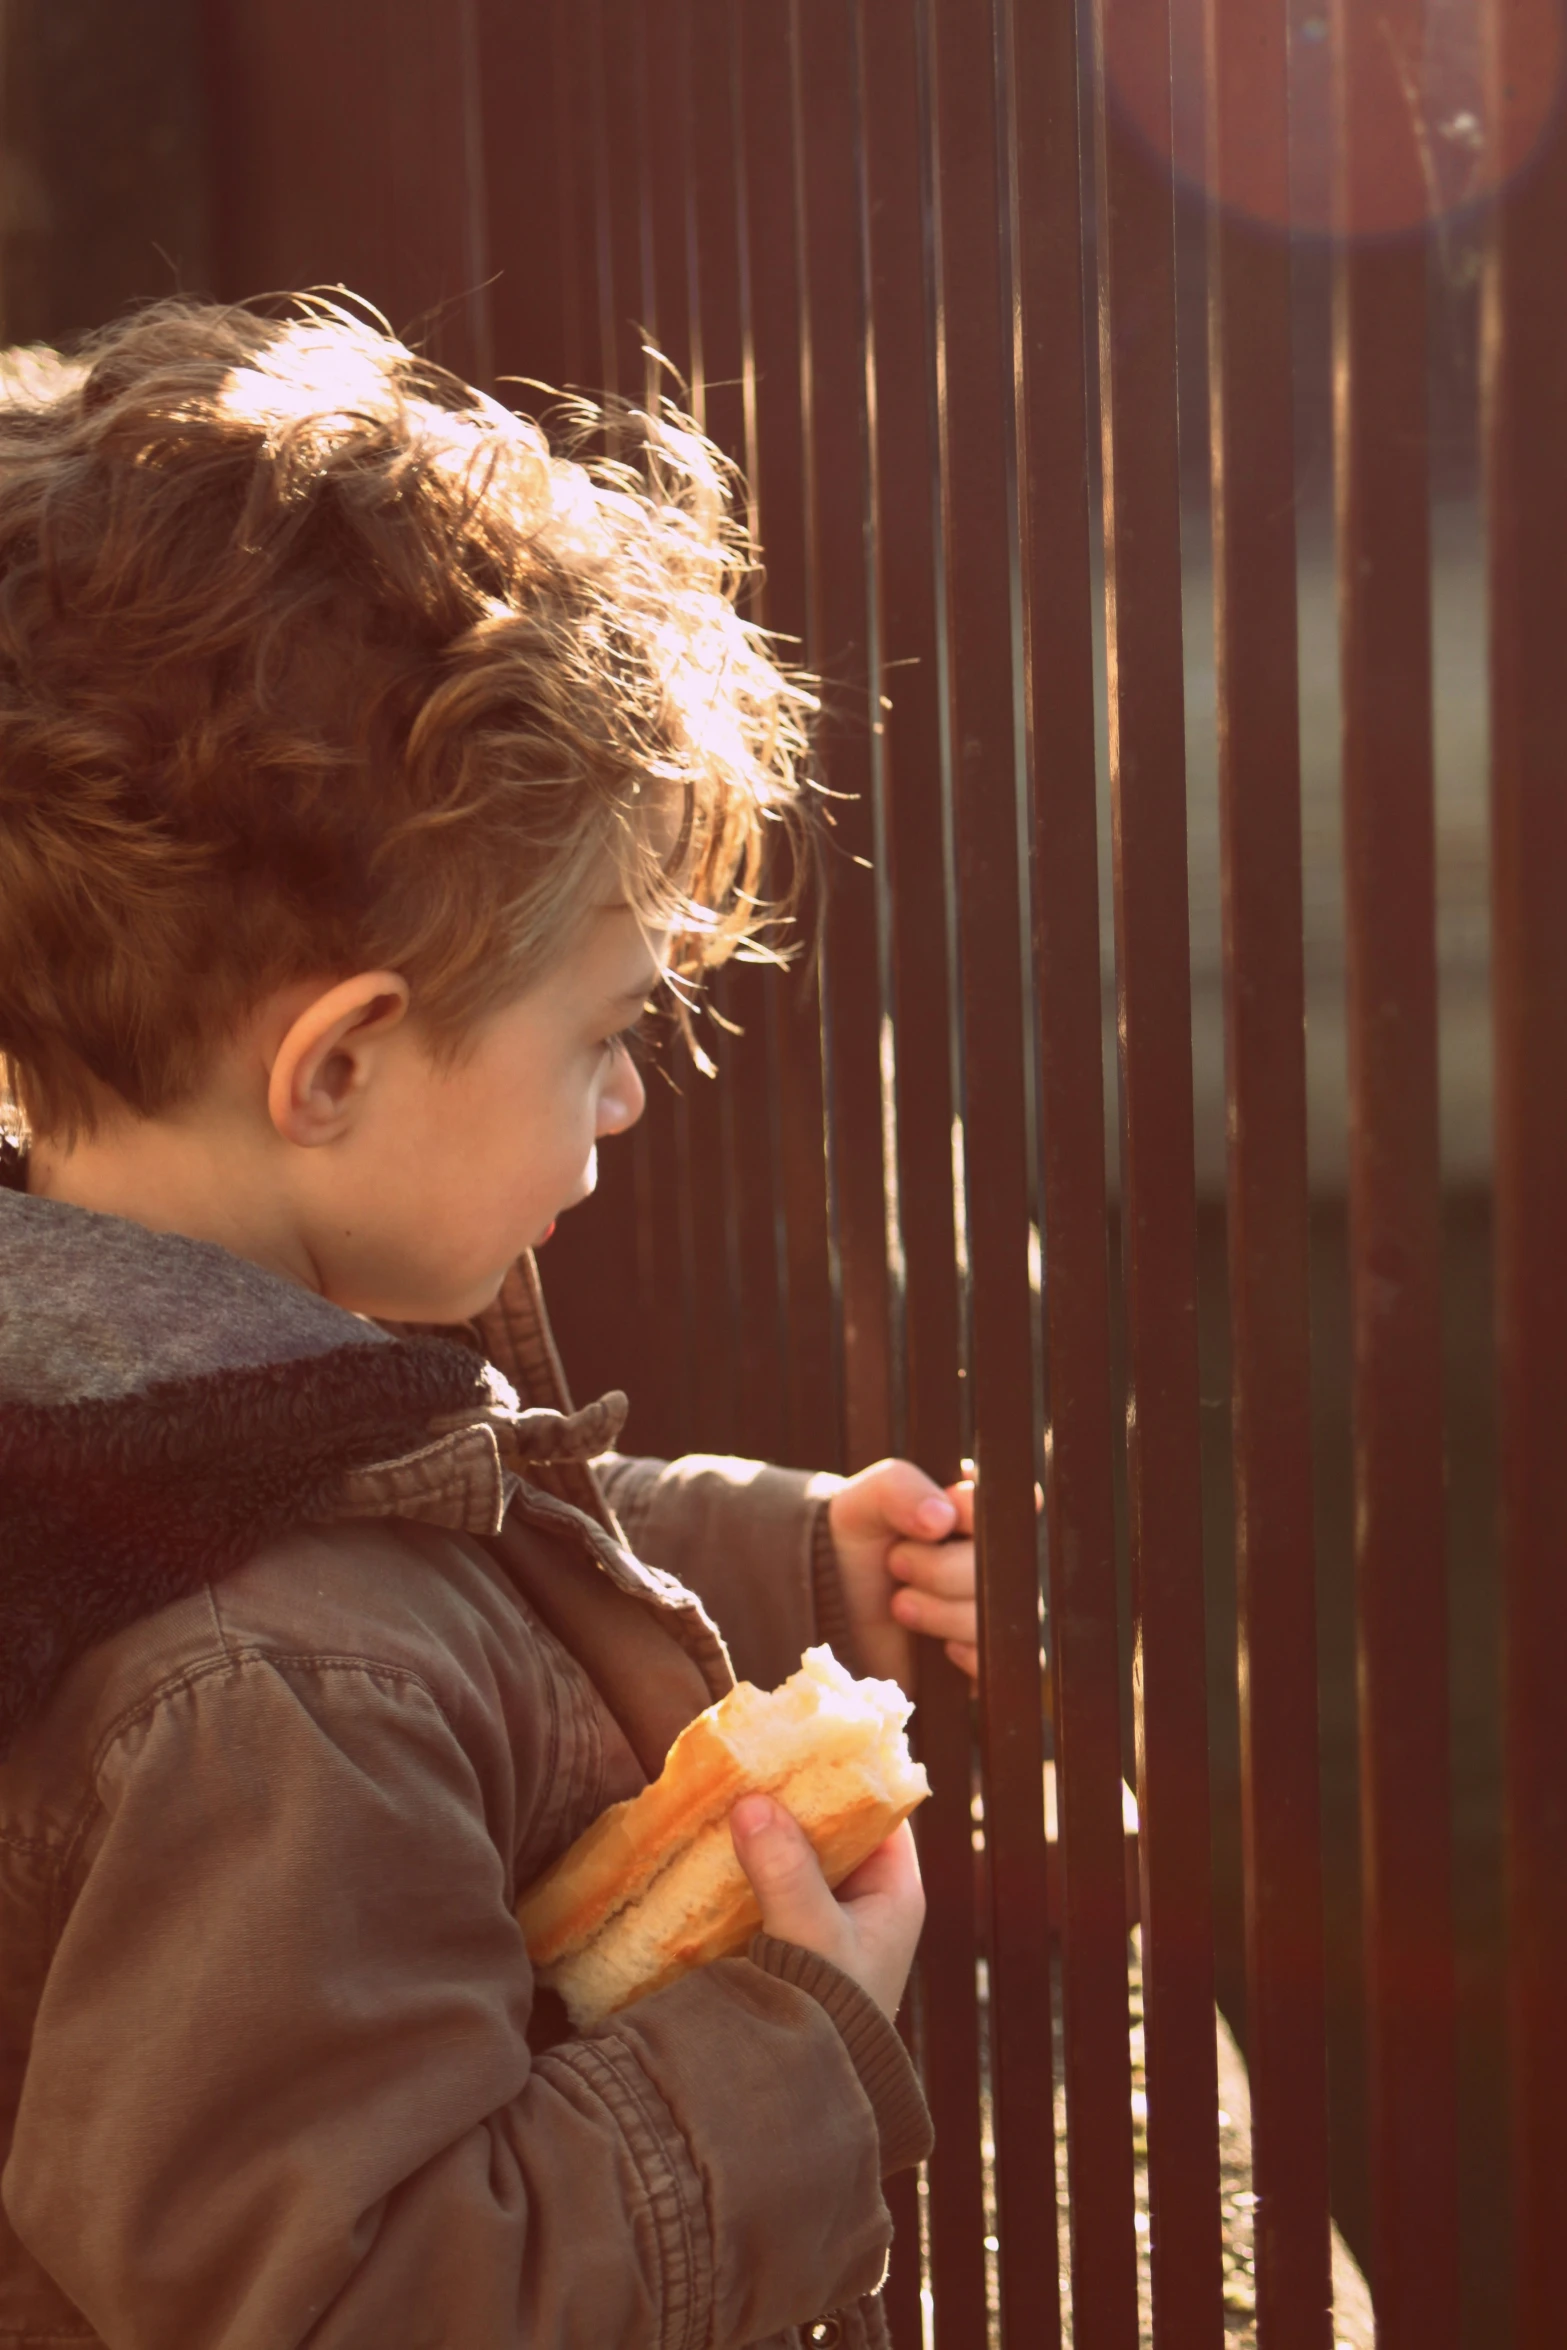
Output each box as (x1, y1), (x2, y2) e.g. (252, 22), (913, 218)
(1099, 0), (1564, 237)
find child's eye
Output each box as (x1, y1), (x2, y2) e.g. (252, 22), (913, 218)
(601, 1016), (648, 1063)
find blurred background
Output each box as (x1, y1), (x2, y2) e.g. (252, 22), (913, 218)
(0, 0), (1507, 2332)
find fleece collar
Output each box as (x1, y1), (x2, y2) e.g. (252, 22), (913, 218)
(0, 1180), (624, 1754)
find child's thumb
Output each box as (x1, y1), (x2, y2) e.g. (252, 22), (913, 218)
(730, 1795), (840, 1949)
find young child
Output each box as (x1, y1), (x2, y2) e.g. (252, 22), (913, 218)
(0, 299), (980, 2350)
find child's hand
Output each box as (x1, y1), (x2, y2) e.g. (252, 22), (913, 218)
(827, 1460), (978, 1692)
(730, 1796), (926, 2020)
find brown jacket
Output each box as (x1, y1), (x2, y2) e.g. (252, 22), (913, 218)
(0, 1186), (929, 2349)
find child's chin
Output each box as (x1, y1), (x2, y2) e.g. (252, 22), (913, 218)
(326, 1264), (510, 1326)
(403, 1270), (510, 1324)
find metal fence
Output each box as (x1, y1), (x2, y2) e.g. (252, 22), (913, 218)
(202, 1), (1567, 2343)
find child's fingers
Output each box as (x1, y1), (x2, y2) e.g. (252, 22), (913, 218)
(834, 1819), (921, 1908)
(730, 1794), (845, 1953)
(944, 1639), (980, 1684)
(734, 1811), (926, 2017)
(943, 1479), (976, 1534)
(887, 1537), (974, 1596)
(832, 1458), (957, 1545)
(889, 1584), (977, 1646)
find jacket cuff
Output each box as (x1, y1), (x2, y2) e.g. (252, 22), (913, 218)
(810, 1498), (862, 1672)
(749, 1934), (932, 2176)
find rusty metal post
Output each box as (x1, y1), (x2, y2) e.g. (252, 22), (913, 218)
(207, 0), (486, 380)
(505, 0), (657, 1427)
(598, 0), (647, 405)
(1331, 2), (1462, 2341)
(724, 10), (794, 1475)
(860, 4), (988, 2338)
(682, 0), (751, 1462)
(788, 3), (914, 2326)
(629, 0), (698, 1463)
(1006, 0), (1140, 2340)
(1481, 9), (1567, 2341)
(926, 0), (1062, 2338)
(1204, 0), (1334, 2337)
(549, 0), (589, 389)
(737, 0), (840, 1475)
(795, 0), (893, 1477)
(1091, 0), (1226, 2334)
(477, 0), (569, 395)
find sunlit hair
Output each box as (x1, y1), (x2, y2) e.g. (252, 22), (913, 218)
(0, 294), (812, 1143)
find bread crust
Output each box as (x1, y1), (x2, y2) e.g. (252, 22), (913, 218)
(516, 1646), (929, 2025)
(515, 1706), (761, 1965)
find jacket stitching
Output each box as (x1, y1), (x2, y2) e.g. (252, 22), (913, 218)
(52, 1651), (457, 1893)
(542, 2036), (711, 2350)
(511, 1605), (563, 1890)
(204, 1579), (230, 1658)
(502, 1599), (604, 1896)
(568, 2040), (706, 2350)
(0, 1821), (66, 1951)
(0, 2316), (99, 2339)
(88, 1650), (453, 1780)
(507, 1481), (733, 1697)
(604, 2041), (709, 2350)
(595, 1454), (661, 1552)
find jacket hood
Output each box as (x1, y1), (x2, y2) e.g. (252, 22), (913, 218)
(0, 1173), (553, 1754)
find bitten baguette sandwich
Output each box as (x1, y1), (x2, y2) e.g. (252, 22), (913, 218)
(516, 1645), (930, 2027)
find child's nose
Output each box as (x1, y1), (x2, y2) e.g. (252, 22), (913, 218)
(597, 1048), (646, 1137)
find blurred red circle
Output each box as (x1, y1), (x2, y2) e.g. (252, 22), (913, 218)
(1098, 0), (1564, 238)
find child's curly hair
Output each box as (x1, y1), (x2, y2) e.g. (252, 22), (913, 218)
(0, 295), (811, 1142)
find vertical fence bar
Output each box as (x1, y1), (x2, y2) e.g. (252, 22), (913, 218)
(928, 0), (1061, 2339)
(793, 9), (909, 2323)
(723, 962), (790, 1467)
(599, 0), (659, 1380)
(476, 0), (567, 395)
(520, 0), (659, 1424)
(206, 0), (477, 372)
(1205, 4), (1333, 2336)
(601, 11), (648, 403)
(1091, 0), (1226, 2337)
(549, 0), (587, 389)
(1332, 2), (1462, 2340)
(613, 0), (699, 1462)
(689, 0), (747, 516)
(1007, 0), (1140, 2340)
(795, 0), (893, 1474)
(727, 12), (794, 1475)
(681, 0), (751, 1461)
(826, 9), (931, 2337)
(1482, 21), (1567, 2345)
(456, 0), (494, 392)
(861, 4), (989, 2339)
(681, 0), (764, 1464)
(579, 0), (618, 402)
(739, 0), (840, 1475)
(644, 0), (694, 388)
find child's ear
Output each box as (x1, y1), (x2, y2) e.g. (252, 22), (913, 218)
(267, 972), (411, 1146)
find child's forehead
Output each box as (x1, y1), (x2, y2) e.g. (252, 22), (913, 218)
(571, 902), (669, 1001)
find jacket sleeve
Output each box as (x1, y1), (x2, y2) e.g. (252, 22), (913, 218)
(597, 1453), (863, 1689)
(5, 1651), (928, 2350)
